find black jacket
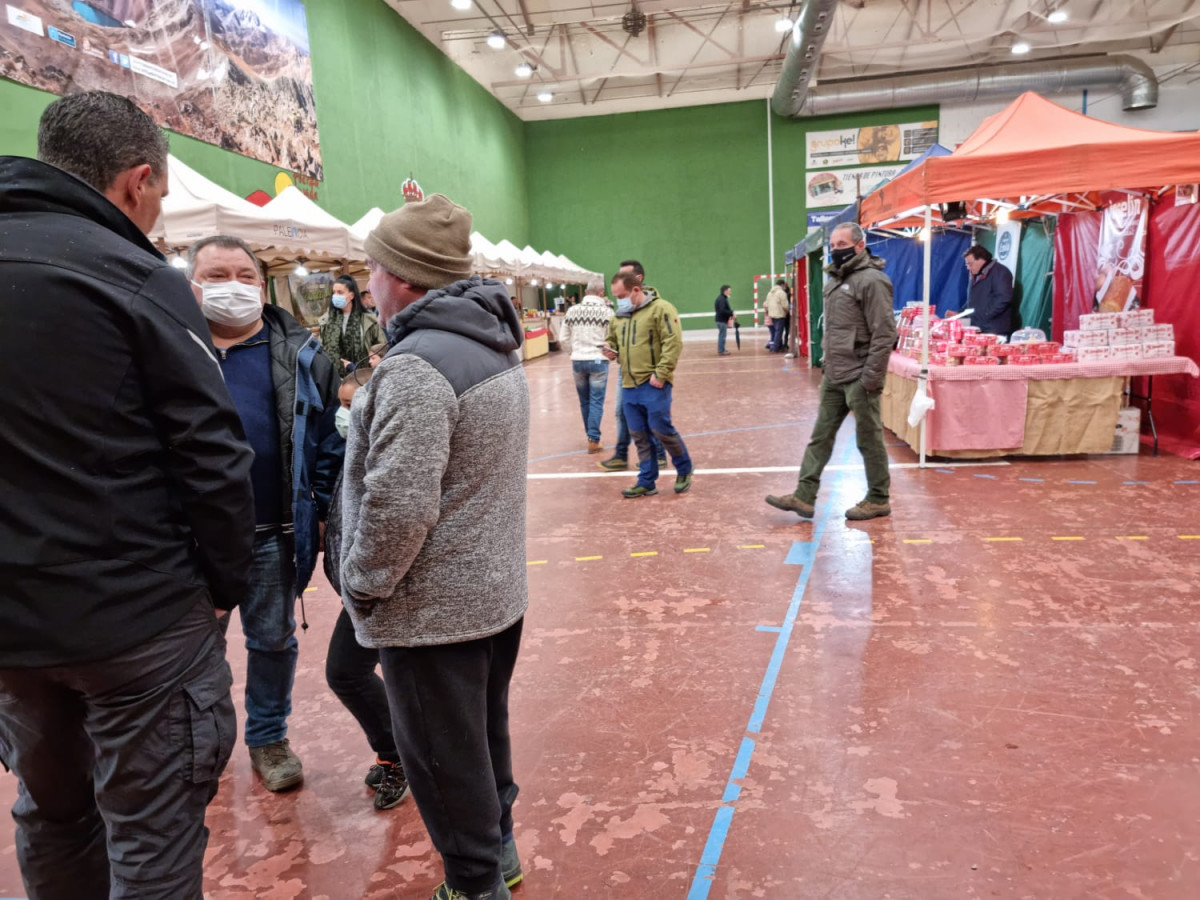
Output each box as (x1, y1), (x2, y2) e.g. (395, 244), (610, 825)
(0, 156), (256, 667)
(714, 293), (734, 323)
(968, 261), (1016, 337)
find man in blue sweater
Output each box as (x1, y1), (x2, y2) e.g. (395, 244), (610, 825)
(189, 235), (344, 792)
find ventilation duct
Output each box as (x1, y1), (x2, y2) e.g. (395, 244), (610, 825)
(774, 53), (1158, 119)
(771, 0), (840, 118)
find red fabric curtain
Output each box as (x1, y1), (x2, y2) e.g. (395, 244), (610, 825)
(1051, 211), (1101, 341)
(1140, 197), (1200, 458)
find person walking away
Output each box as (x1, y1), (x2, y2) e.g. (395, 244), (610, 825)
(603, 271), (694, 498)
(765, 279), (790, 352)
(0, 91), (255, 900)
(558, 279), (615, 453)
(320, 275), (385, 377)
(963, 245), (1015, 337)
(598, 260), (665, 471)
(344, 194), (530, 900)
(765, 223), (896, 521)
(189, 234), (344, 792)
(714, 285), (734, 355)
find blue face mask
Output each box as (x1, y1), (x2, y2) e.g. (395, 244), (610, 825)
(617, 296), (633, 313)
(331, 294), (348, 310)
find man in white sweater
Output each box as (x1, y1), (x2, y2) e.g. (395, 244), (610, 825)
(558, 280), (615, 453)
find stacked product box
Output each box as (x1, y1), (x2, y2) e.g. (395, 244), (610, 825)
(1062, 310), (1175, 362)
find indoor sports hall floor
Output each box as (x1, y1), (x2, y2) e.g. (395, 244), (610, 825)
(2, 339), (1198, 899)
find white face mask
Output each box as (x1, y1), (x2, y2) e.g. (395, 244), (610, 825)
(334, 406), (351, 439)
(195, 280), (263, 328)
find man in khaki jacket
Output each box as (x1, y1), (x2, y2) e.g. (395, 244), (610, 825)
(603, 271), (694, 498)
(766, 222), (896, 521)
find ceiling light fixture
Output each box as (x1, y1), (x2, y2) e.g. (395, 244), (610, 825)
(1047, 10), (1068, 23)
(487, 31), (506, 50)
(294, 263), (309, 277)
(530, 278), (539, 286)
(996, 208), (1011, 224)
(515, 62), (533, 78)
(170, 254), (188, 270)
(622, 1), (647, 38)
(537, 90), (553, 102)
(451, 0), (472, 9)
(505, 277), (514, 285)
(1011, 40), (1031, 55)
(774, 17), (794, 33)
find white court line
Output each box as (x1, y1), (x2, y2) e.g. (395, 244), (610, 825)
(527, 461), (1010, 480)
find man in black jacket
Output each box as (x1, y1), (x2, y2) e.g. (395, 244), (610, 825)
(714, 285), (734, 355)
(964, 245), (1015, 337)
(189, 234), (344, 793)
(0, 92), (255, 899)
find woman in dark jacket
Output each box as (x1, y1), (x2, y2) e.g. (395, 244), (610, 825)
(318, 275), (385, 377)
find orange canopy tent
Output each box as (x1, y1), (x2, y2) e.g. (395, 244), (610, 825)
(860, 91), (1200, 229)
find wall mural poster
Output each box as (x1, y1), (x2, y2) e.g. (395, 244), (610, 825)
(1094, 193), (1148, 313)
(0, 0), (322, 179)
(806, 121), (938, 170)
(805, 163), (906, 210)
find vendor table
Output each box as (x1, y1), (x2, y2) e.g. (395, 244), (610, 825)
(523, 327), (549, 361)
(882, 352), (1199, 458)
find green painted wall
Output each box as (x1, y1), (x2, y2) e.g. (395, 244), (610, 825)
(526, 100), (938, 328)
(0, 0), (528, 244)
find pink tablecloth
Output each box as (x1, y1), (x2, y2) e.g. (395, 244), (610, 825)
(888, 353), (1200, 381)
(927, 379), (1028, 450)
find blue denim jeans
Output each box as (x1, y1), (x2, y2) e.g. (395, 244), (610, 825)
(227, 530), (297, 747)
(622, 381), (693, 488)
(717, 321), (728, 353)
(615, 377), (664, 461)
(572, 359), (609, 442)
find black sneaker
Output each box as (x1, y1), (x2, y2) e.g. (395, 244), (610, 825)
(501, 837), (523, 888)
(598, 456), (629, 471)
(373, 761), (411, 810)
(365, 761), (386, 789)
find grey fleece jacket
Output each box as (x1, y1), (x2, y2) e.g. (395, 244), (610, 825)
(339, 277), (530, 648)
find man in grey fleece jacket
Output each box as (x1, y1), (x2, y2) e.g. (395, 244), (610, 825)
(342, 194), (530, 900)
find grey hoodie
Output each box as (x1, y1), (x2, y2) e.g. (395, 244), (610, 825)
(339, 277), (530, 647)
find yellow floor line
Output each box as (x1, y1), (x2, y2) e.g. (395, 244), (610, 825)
(683, 548), (711, 553)
(527, 560), (548, 566)
(1051, 536), (1086, 541)
(738, 544), (765, 549)
(1178, 535), (1200, 540)
(902, 539), (932, 544)
(575, 555), (603, 561)
(984, 537), (1024, 542)
(630, 551), (658, 557)
(1116, 536), (1149, 541)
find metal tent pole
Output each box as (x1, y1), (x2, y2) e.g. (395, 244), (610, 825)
(919, 205), (933, 468)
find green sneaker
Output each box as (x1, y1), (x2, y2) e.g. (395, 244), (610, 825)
(598, 456), (628, 471)
(656, 456), (667, 468)
(430, 881), (511, 900)
(501, 838), (523, 888)
(674, 472), (692, 494)
(622, 484), (658, 499)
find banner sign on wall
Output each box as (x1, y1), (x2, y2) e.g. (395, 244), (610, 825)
(807, 210), (841, 229)
(805, 164), (906, 209)
(806, 121), (938, 169)
(994, 222), (1021, 277)
(0, 0), (323, 179)
(1094, 193), (1148, 312)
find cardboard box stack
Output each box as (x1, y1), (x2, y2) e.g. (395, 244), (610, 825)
(1062, 309), (1175, 362)
(894, 304), (1073, 366)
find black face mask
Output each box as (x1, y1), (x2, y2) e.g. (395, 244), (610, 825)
(830, 247), (857, 269)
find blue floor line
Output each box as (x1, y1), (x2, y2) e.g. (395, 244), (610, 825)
(755, 624), (782, 633)
(1019, 477), (1044, 482)
(1175, 480), (1199, 485)
(1067, 480), (1097, 484)
(687, 494), (836, 898)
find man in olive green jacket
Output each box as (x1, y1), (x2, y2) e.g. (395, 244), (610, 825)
(767, 222), (897, 521)
(602, 271), (693, 498)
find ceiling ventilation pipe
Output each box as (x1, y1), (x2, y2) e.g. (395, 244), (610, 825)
(774, 52), (1158, 118)
(771, 0), (841, 118)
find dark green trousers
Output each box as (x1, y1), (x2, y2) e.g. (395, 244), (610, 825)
(795, 377), (891, 505)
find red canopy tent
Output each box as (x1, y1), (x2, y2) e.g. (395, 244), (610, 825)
(860, 91), (1200, 229)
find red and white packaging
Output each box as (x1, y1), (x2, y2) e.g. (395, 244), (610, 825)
(1109, 343), (1144, 361)
(1010, 355), (1040, 365)
(1063, 330), (1109, 348)
(964, 333), (1000, 347)
(1108, 328), (1143, 347)
(1046, 354), (1074, 364)
(993, 345), (1018, 358)
(964, 356), (999, 366)
(1077, 346), (1114, 362)
(1079, 312), (1120, 331)
(1142, 324), (1174, 342)
(1141, 340), (1176, 358)
(930, 354), (949, 366)
(1116, 309), (1154, 329)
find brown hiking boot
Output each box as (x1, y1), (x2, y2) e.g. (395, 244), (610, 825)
(845, 499), (891, 521)
(587, 440), (602, 453)
(765, 493), (814, 519)
(249, 739), (304, 792)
